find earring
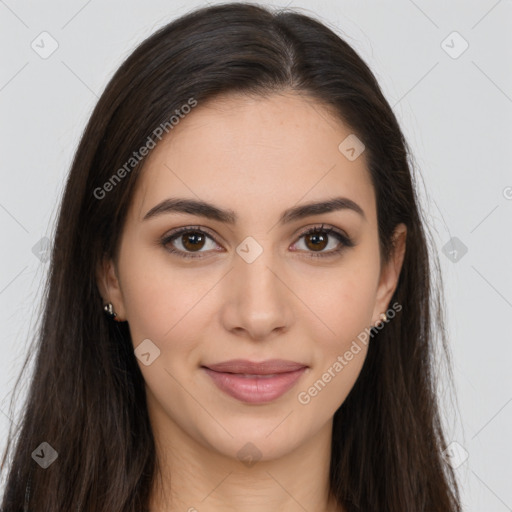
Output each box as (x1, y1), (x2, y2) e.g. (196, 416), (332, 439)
(373, 312), (387, 327)
(103, 302), (120, 321)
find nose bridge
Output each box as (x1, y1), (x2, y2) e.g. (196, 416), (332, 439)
(235, 234), (282, 300)
(221, 234), (292, 338)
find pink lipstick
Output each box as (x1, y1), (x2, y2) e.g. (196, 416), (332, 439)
(202, 359), (307, 404)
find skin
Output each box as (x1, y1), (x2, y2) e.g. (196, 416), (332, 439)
(97, 90), (406, 512)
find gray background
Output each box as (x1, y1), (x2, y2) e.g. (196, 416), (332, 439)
(1, 0), (511, 509)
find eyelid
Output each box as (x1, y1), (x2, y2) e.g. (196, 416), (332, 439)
(164, 224), (219, 241)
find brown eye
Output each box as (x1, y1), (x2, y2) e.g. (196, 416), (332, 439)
(161, 224), (354, 261)
(293, 225), (354, 258)
(161, 227), (220, 259)
(304, 230), (329, 251)
(181, 231), (207, 252)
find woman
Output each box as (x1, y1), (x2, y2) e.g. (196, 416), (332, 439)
(0, 2), (462, 511)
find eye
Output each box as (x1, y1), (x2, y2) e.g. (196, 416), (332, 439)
(161, 225), (220, 259)
(291, 224), (354, 258)
(160, 223), (354, 260)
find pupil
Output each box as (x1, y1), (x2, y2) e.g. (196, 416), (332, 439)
(308, 232), (327, 250)
(184, 232), (204, 251)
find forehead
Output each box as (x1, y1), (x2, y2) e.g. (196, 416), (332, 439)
(130, 91), (375, 225)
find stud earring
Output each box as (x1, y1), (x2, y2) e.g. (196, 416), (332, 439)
(373, 312), (387, 327)
(103, 302), (121, 321)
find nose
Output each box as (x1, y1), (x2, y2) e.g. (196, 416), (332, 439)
(219, 241), (294, 342)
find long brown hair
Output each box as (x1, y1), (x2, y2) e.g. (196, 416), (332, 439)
(1, 3), (461, 510)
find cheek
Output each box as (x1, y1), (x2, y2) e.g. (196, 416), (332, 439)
(293, 258), (379, 409)
(336, 275), (377, 339)
(295, 271), (377, 415)
(301, 261), (379, 349)
(117, 244), (202, 346)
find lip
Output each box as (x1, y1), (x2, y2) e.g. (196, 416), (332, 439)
(202, 359), (308, 404)
(204, 358), (307, 374)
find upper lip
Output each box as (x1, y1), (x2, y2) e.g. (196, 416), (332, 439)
(202, 359), (307, 375)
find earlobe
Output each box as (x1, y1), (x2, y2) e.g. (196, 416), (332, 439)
(96, 256), (126, 321)
(372, 223), (407, 323)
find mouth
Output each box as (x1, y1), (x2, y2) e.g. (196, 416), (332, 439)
(201, 359), (308, 404)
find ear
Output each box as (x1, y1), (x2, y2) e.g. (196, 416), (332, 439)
(96, 255), (127, 321)
(371, 223), (407, 324)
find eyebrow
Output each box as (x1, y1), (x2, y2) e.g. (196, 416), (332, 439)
(142, 196), (366, 225)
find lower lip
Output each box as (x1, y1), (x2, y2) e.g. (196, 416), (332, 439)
(202, 367), (307, 404)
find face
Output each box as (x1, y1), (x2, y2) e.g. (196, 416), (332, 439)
(97, 91), (406, 462)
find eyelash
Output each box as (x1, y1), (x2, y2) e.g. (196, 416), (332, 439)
(160, 224), (354, 260)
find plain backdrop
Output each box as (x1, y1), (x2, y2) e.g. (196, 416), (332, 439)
(0, 1), (511, 510)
